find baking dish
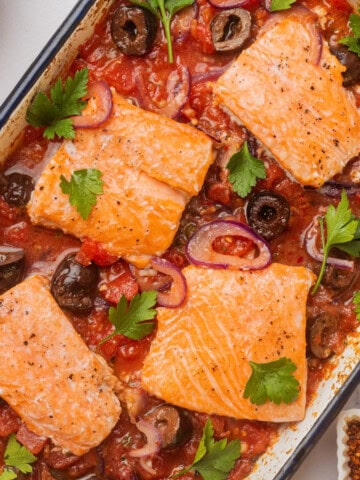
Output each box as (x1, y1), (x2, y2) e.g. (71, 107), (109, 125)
(0, 1), (359, 479)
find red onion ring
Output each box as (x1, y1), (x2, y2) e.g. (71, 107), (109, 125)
(316, 181), (360, 197)
(130, 265), (171, 293)
(304, 217), (354, 271)
(186, 220), (272, 270)
(208, 0), (254, 8)
(192, 63), (231, 84)
(0, 245), (24, 266)
(150, 257), (187, 308)
(136, 66), (190, 118)
(72, 81), (113, 128)
(260, 6), (322, 65)
(129, 420), (162, 458)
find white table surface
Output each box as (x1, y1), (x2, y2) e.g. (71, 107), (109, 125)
(0, 1), (358, 479)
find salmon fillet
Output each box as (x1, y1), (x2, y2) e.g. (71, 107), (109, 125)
(28, 90), (213, 263)
(142, 264), (316, 422)
(213, 11), (360, 187)
(0, 275), (121, 455)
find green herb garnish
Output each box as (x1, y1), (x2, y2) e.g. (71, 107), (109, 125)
(0, 435), (37, 480)
(339, 9), (360, 56)
(270, 0), (296, 11)
(311, 191), (359, 295)
(60, 168), (104, 220)
(353, 291), (360, 321)
(226, 141), (266, 198)
(129, 0), (194, 63)
(173, 419), (241, 480)
(243, 357), (300, 406)
(100, 291), (157, 344)
(26, 68), (89, 139)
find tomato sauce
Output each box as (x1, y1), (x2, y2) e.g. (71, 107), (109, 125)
(0, 0), (359, 479)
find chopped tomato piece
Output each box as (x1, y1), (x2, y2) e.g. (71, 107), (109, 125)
(16, 423), (47, 454)
(76, 238), (118, 267)
(99, 260), (139, 303)
(213, 236), (254, 257)
(0, 403), (20, 437)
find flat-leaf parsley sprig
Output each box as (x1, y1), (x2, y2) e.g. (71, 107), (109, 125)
(173, 419), (241, 480)
(130, 0), (194, 63)
(100, 291), (157, 345)
(353, 291), (360, 321)
(60, 168), (104, 221)
(311, 191), (360, 295)
(0, 434), (37, 480)
(26, 68), (89, 139)
(339, 8), (360, 56)
(270, 0), (296, 12)
(243, 357), (300, 406)
(226, 141), (266, 198)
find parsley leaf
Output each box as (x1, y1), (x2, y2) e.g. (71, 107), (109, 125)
(226, 142), (266, 198)
(100, 291), (157, 344)
(60, 168), (104, 220)
(0, 434), (37, 480)
(270, 0), (296, 12)
(129, 0), (194, 63)
(353, 291), (360, 321)
(243, 357), (300, 406)
(0, 471), (17, 480)
(311, 191), (359, 294)
(26, 68), (88, 139)
(174, 419), (240, 480)
(339, 9), (360, 56)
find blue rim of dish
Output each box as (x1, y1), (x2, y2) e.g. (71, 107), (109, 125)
(274, 360), (360, 480)
(0, 0), (359, 478)
(0, 0), (96, 129)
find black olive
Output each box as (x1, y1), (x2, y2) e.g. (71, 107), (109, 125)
(330, 43), (360, 87)
(111, 5), (157, 56)
(144, 404), (192, 449)
(0, 246), (25, 294)
(0, 172), (34, 207)
(211, 8), (251, 53)
(308, 313), (338, 359)
(246, 191), (290, 240)
(51, 254), (99, 313)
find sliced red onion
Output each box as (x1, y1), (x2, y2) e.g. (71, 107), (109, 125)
(28, 247), (80, 278)
(0, 246), (24, 266)
(72, 81), (113, 129)
(260, 6), (322, 65)
(150, 258), (187, 308)
(186, 220), (272, 270)
(130, 265), (172, 293)
(192, 64), (231, 84)
(136, 66), (190, 118)
(129, 420), (162, 458)
(317, 181), (360, 197)
(208, 0), (253, 8)
(304, 217), (354, 271)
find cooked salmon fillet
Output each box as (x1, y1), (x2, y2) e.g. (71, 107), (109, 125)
(213, 10), (360, 187)
(142, 264), (316, 422)
(28, 90), (213, 263)
(0, 275), (121, 455)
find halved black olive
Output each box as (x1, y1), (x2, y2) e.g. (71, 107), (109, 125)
(308, 313), (338, 359)
(330, 44), (360, 87)
(246, 191), (290, 240)
(51, 254), (99, 313)
(0, 246), (25, 295)
(0, 172), (34, 207)
(111, 5), (157, 56)
(144, 404), (192, 449)
(211, 8), (251, 53)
